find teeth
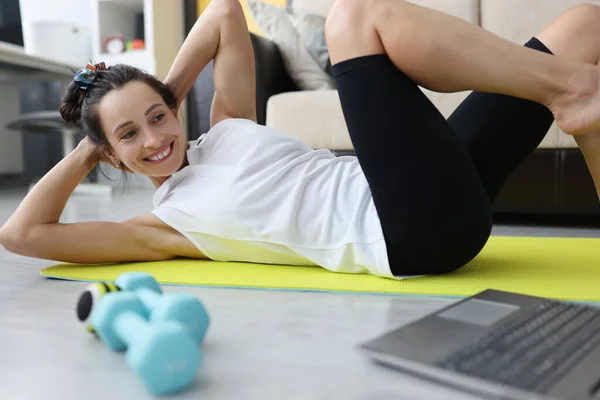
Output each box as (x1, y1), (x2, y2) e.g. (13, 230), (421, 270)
(147, 145), (171, 161)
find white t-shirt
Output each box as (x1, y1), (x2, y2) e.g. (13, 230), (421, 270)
(151, 118), (394, 278)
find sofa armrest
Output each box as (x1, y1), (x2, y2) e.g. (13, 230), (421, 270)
(250, 33), (299, 124)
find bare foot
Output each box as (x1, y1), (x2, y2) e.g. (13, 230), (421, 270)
(550, 63), (600, 136)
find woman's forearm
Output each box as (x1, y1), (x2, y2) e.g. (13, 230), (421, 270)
(0, 147), (94, 236)
(164, 0), (241, 107)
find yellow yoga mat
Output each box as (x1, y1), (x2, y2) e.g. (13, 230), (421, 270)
(41, 236), (600, 302)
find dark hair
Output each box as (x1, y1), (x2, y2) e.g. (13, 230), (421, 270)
(59, 64), (177, 174)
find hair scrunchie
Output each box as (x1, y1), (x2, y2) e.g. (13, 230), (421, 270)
(74, 61), (107, 90)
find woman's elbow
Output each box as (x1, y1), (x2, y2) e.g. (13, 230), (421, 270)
(0, 227), (30, 255)
(215, 0), (244, 20)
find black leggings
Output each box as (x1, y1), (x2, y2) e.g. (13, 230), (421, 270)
(332, 37), (554, 276)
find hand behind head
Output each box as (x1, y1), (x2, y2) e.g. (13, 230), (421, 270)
(76, 136), (117, 168)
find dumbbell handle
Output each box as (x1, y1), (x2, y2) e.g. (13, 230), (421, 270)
(131, 289), (209, 345)
(114, 312), (150, 346)
(135, 288), (160, 310)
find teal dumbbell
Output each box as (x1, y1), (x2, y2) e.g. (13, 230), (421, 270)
(116, 272), (210, 344)
(91, 291), (200, 395)
(77, 272), (209, 344)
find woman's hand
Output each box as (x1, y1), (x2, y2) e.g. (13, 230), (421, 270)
(75, 136), (112, 169)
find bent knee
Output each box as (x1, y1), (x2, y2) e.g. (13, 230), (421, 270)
(325, 0), (368, 35)
(325, 0), (387, 64)
(560, 3), (600, 37)
(536, 3), (600, 64)
(548, 3), (600, 37)
(567, 3), (600, 19)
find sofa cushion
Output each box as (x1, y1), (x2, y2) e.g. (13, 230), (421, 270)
(266, 90), (353, 149)
(267, 88), (560, 150)
(560, 131), (578, 149)
(290, 0), (335, 19)
(213, 0), (287, 37)
(481, 0), (600, 45)
(291, 0), (479, 21)
(288, 9), (330, 72)
(405, 0), (479, 22)
(248, 1), (336, 90)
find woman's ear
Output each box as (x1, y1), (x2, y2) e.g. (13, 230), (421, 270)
(102, 149), (121, 168)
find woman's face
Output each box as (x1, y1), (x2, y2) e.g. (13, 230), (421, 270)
(98, 81), (186, 180)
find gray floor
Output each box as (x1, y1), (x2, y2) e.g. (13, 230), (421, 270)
(0, 188), (599, 400)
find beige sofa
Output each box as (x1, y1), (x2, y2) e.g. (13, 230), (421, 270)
(260, 0), (600, 216)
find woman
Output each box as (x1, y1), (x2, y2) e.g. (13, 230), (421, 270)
(1, 0), (600, 279)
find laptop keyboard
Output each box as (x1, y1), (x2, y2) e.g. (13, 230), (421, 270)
(436, 300), (600, 394)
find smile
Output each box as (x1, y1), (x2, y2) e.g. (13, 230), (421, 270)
(144, 142), (174, 164)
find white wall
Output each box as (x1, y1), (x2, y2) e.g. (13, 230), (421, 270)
(19, 0), (93, 65)
(19, 0), (92, 29)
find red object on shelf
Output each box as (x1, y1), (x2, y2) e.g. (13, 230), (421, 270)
(131, 39), (145, 50)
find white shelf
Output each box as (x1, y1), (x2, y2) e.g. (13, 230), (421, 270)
(92, 0), (183, 79)
(97, 1), (145, 46)
(97, 0), (144, 11)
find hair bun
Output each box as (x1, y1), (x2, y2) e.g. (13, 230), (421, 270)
(59, 82), (86, 124)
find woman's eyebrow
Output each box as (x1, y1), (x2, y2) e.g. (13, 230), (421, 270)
(144, 103), (162, 116)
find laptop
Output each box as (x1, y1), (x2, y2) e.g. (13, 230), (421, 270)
(359, 289), (600, 400)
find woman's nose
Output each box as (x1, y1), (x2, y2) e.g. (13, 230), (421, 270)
(142, 128), (162, 149)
